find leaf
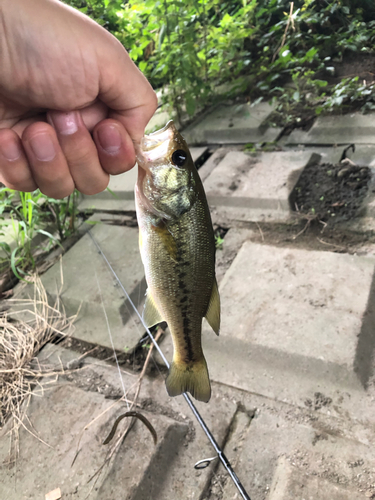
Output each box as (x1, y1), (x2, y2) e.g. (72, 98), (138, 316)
(36, 229), (63, 248)
(0, 242), (11, 255)
(293, 91), (300, 102)
(10, 248), (25, 282)
(139, 60), (148, 72)
(185, 94), (196, 116)
(106, 187), (119, 199)
(158, 23), (166, 51)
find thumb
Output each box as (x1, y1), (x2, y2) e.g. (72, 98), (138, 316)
(95, 35), (158, 142)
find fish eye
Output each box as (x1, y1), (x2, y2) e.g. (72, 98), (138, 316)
(171, 149), (187, 167)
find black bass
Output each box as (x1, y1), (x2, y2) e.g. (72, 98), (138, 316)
(135, 121), (220, 403)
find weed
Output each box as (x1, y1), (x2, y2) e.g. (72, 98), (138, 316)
(0, 187), (79, 280)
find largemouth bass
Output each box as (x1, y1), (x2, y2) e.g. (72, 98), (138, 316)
(135, 121), (220, 403)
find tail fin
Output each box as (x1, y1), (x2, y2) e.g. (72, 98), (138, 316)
(165, 357), (211, 403)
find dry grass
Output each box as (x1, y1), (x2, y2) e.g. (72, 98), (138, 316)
(0, 269), (77, 462)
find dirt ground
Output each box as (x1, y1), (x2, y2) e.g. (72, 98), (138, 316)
(290, 157), (372, 223)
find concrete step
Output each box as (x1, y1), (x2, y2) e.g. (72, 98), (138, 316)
(0, 382), (188, 500)
(219, 401), (374, 500)
(202, 240), (375, 418)
(12, 222), (147, 352)
(204, 150), (317, 223)
(286, 113), (375, 146)
(0, 343), (238, 500)
(182, 102), (281, 145)
(269, 458), (368, 500)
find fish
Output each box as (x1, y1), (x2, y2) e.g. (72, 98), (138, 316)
(134, 120), (220, 403)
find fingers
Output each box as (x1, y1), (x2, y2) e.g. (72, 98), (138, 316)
(48, 110), (109, 194)
(0, 129), (37, 192)
(0, 110), (136, 197)
(93, 119), (135, 175)
(22, 123), (75, 198)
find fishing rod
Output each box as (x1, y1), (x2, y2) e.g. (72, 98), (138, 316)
(88, 230), (251, 500)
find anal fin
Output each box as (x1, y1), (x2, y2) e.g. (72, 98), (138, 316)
(143, 290), (164, 327)
(205, 278), (220, 336)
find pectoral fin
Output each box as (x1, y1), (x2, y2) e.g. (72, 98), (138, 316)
(152, 222), (178, 263)
(143, 290), (164, 327)
(205, 279), (220, 336)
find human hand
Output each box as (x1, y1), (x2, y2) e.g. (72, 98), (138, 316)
(0, 0), (157, 198)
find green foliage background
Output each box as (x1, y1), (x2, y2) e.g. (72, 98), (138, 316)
(64, 0), (375, 118)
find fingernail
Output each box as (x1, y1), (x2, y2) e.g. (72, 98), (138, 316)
(50, 111), (78, 135)
(0, 140), (21, 161)
(97, 125), (122, 154)
(29, 134), (56, 161)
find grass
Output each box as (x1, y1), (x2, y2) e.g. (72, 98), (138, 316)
(0, 269), (77, 463)
(0, 187), (81, 287)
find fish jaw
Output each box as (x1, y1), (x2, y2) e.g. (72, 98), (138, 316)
(135, 120), (177, 172)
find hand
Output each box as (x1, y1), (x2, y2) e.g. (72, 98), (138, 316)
(0, 0), (157, 198)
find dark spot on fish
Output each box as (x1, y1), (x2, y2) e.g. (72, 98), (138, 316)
(178, 272), (187, 279)
(180, 296), (188, 303)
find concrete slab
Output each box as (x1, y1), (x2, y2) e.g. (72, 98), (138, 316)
(79, 167), (137, 212)
(13, 223), (146, 351)
(204, 150), (315, 222)
(182, 102), (281, 145)
(220, 405), (374, 500)
(202, 241), (375, 404)
(286, 112), (375, 146)
(32, 343), (238, 500)
(198, 146), (242, 183)
(79, 148), (208, 212)
(0, 382), (187, 500)
(269, 458), (368, 500)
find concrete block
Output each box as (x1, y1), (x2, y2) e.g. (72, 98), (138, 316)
(198, 146), (242, 182)
(79, 167), (137, 212)
(282, 144), (375, 167)
(34, 343), (238, 500)
(203, 150), (314, 222)
(287, 113), (375, 146)
(182, 102), (281, 145)
(221, 401), (374, 500)
(0, 383), (188, 500)
(13, 223), (146, 351)
(202, 241), (375, 404)
(269, 458), (368, 500)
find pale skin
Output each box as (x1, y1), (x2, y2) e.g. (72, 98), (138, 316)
(0, 0), (158, 198)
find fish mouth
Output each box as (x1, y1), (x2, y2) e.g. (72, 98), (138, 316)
(136, 120), (176, 167)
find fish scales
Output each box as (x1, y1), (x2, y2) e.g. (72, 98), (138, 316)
(135, 121), (220, 403)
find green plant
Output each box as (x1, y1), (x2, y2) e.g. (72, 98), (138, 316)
(63, 1), (375, 123)
(0, 188), (80, 280)
(215, 234), (224, 250)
